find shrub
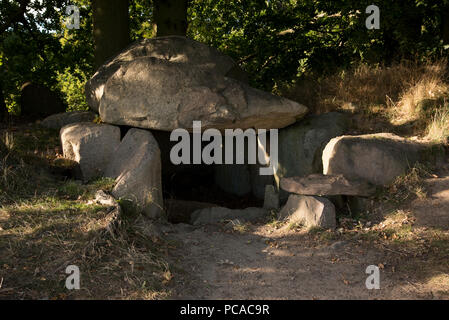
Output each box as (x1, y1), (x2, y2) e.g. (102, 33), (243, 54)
(56, 67), (89, 112)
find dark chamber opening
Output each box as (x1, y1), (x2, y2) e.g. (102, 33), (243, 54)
(118, 126), (264, 223)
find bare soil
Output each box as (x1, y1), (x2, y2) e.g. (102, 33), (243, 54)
(164, 166), (449, 300)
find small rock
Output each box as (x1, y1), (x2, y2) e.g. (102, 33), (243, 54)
(165, 199), (218, 224)
(263, 185), (280, 210)
(173, 223), (196, 233)
(217, 259), (235, 266)
(93, 190), (116, 206)
(278, 194), (336, 229)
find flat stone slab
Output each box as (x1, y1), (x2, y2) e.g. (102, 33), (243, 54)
(280, 174), (377, 197)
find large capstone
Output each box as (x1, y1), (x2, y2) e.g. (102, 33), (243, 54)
(86, 36), (307, 131)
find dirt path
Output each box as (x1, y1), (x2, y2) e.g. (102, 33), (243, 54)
(411, 163), (449, 229)
(161, 166), (449, 300)
(164, 223), (443, 300)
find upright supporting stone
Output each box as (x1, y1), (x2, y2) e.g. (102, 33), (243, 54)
(60, 122), (121, 180)
(263, 185), (280, 210)
(276, 112), (349, 200)
(105, 128), (164, 219)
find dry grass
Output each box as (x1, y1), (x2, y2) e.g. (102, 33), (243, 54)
(282, 59), (449, 143)
(394, 63), (448, 123)
(0, 124), (171, 300)
(383, 164), (432, 204)
(0, 196), (172, 300)
(425, 107), (449, 143)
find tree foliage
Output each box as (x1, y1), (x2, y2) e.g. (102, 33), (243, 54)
(188, 0), (449, 90)
(1, 0), (448, 114)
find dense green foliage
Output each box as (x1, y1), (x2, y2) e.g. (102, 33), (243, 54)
(189, 0), (449, 89)
(0, 0), (94, 113)
(1, 0), (449, 113)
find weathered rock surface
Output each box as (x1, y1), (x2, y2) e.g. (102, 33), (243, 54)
(277, 112), (348, 174)
(41, 111), (97, 129)
(277, 112), (348, 199)
(191, 207), (269, 225)
(280, 174), (377, 197)
(105, 128), (163, 219)
(86, 36), (307, 131)
(263, 185), (280, 210)
(60, 122), (120, 180)
(278, 195), (336, 229)
(322, 133), (426, 186)
(86, 36), (245, 111)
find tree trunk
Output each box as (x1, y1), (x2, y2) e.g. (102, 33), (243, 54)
(92, 0), (130, 69)
(0, 81), (7, 121)
(442, 6), (449, 46)
(154, 0), (188, 37)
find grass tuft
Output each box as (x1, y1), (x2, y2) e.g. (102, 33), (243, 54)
(383, 164), (431, 204)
